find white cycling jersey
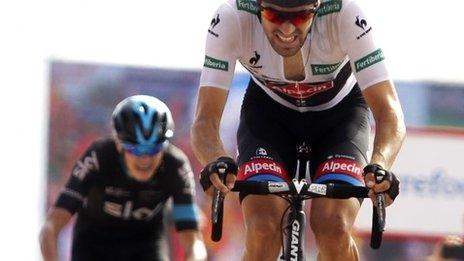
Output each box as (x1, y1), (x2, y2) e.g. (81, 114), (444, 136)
(199, 0), (390, 112)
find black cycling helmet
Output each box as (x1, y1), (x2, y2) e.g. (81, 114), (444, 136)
(112, 95), (174, 147)
(259, 0), (319, 8)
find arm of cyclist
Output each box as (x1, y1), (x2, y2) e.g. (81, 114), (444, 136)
(39, 207), (73, 261)
(191, 86), (237, 195)
(40, 145), (98, 260)
(362, 80), (406, 206)
(177, 230), (208, 261)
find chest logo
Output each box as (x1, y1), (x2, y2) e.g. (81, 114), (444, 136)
(249, 51), (262, 68)
(311, 62), (341, 75)
(267, 81), (334, 99)
(104, 200), (164, 221)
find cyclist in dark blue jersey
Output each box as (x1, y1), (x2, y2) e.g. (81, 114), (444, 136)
(40, 95), (207, 261)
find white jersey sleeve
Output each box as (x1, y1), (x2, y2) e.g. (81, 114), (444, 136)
(199, 2), (242, 90)
(338, 0), (390, 90)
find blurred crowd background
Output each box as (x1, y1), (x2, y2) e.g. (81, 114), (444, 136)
(46, 61), (464, 260)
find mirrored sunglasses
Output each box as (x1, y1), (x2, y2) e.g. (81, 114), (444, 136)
(260, 7), (317, 26)
(122, 143), (164, 157)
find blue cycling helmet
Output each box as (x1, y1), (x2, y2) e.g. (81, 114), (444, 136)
(112, 95), (174, 151)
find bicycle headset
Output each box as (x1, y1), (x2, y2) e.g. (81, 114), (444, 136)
(112, 95), (174, 154)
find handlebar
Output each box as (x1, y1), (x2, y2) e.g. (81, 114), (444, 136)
(211, 179), (386, 249)
(231, 180), (368, 198)
(211, 188), (225, 242)
(370, 193), (386, 249)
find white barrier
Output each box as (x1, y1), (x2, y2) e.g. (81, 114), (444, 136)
(357, 128), (464, 236)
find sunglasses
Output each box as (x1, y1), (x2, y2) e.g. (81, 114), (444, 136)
(122, 142), (165, 157)
(260, 7), (317, 26)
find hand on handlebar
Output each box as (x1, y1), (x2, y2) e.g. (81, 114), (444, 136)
(200, 156), (238, 196)
(363, 164), (400, 207)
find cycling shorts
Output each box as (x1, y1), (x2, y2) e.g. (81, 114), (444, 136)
(236, 79), (370, 201)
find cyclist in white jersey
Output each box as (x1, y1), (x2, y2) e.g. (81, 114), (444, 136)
(192, 0), (406, 260)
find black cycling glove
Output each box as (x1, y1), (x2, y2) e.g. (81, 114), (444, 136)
(199, 156), (238, 191)
(363, 164), (400, 201)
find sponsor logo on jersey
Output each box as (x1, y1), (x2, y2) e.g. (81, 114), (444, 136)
(72, 151), (99, 181)
(255, 147), (268, 156)
(208, 14), (220, 37)
(311, 62), (341, 75)
(317, 0), (342, 17)
(62, 188), (84, 201)
(354, 48), (384, 72)
(250, 147), (274, 161)
(355, 16), (372, 39)
(355, 15), (368, 30)
(104, 200), (163, 220)
(237, 0), (259, 14)
(328, 154), (356, 160)
(267, 81), (334, 99)
(204, 55), (229, 71)
(237, 158), (288, 180)
(315, 158), (363, 180)
(249, 51), (263, 69)
(244, 161), (282, 175)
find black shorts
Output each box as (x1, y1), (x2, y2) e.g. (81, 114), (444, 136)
(236, 79), (370, 200)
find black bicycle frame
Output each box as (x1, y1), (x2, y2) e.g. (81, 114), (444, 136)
(282, 193), (306, 260)
(281, 143), (310, 260)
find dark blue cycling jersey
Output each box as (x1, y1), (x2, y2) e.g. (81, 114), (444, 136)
(55, 138), (199, 261)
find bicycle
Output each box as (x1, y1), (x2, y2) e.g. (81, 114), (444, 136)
(210, 143), (386, 260)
